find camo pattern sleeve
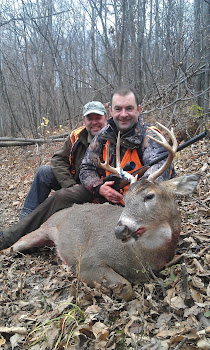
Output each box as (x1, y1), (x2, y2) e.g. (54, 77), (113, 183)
(141, 127), (171, 181)
(79, 133), (106, 194)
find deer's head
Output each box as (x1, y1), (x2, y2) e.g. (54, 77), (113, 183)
(98, 123), (200, 247)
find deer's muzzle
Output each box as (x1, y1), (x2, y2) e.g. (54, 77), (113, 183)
(115, 221), (146, 242)
(115, 221), (133, 242)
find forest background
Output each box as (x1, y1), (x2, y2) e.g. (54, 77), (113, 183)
(0, 0), (209, 140)
(0, 1), (209, 349)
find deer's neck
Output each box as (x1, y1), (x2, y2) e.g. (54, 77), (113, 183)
(140, 223), (172, 250)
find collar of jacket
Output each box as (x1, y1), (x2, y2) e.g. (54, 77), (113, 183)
(99, 115), (145, 150)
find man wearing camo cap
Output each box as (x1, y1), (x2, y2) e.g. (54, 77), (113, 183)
(0, 101), (106, 249)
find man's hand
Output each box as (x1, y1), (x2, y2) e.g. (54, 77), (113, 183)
(99, 181), (123, 204)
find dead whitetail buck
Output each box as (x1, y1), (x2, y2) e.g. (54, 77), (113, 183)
(3, 123), (200, 299)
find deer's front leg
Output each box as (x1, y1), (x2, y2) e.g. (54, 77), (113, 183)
(81, 266), (133, 300)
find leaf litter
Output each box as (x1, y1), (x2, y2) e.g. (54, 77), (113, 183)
(0, 137), (209, 349)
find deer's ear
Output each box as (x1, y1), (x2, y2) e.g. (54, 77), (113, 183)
(164, 174), (200, 196)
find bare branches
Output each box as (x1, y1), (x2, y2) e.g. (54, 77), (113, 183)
(0, 0), (208, 137)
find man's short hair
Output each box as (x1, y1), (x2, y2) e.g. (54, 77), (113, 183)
(111, 86), (139, 106)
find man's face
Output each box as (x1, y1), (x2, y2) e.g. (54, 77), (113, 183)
(84, 113), (106, 136)
(110, 92), (141, 133)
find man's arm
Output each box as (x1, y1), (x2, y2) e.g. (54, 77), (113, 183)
(50, 135), (77, 188)
(80, 135), (123, 203)
(79, 135), (105, 193)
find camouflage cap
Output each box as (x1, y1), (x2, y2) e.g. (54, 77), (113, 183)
(83, 101), (106, 116)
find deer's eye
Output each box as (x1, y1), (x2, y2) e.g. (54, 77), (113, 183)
(144, 193), (155, 201)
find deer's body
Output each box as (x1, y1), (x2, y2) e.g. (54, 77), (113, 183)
(3, 123), (200, 299)
(5, 175), (200, 300)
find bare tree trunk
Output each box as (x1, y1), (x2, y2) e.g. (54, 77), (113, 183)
(0, 66), (25, 137)
(203, 1), (210, 120)
(135, 0), (146, 100)
(194, 0), (203, 108)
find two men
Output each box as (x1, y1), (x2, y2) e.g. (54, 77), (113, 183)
(0, 87), (172, 250)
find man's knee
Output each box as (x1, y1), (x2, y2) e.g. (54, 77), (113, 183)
(35, 165), (59, 189)
(35, 165), (53, 181)
(52, 188), (70, 202)
(52, 185), (93, 204)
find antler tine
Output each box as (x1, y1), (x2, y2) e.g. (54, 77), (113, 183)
(115, 131), (138, 183)
(147, 122), (178, 182)
(97, 138), (119, 175)
(148, 123), (178, 153)
(97, 132), (122, 175)
(98, 131), (138, 184)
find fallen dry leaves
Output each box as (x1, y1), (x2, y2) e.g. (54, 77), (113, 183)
(0, 136), (209, 349)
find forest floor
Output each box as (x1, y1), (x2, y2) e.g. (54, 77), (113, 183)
(0, 134), (209, 350)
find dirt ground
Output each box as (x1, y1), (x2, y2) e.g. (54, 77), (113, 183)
(0, 136), (209, 350)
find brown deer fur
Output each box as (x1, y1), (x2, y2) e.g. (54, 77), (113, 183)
(2, 174), (200, 300)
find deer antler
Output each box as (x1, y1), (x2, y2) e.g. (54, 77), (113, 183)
(147, 122), (178, 182)
(98, 132), (137, 184)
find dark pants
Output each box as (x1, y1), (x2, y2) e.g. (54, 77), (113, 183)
(1, 185), (94, 250)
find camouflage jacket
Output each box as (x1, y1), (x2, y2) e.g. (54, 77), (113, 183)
(79, 116), (172, 195)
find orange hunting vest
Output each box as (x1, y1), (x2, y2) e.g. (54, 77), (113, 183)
(69, 126), (86, 174)
(102, 140), (142, 195)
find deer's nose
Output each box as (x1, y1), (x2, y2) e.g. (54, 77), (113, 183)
(115, 221), (132, 241)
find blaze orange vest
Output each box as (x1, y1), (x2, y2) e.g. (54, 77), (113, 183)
(69, 126), (86, 173)
(102, 140), (142, 195)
